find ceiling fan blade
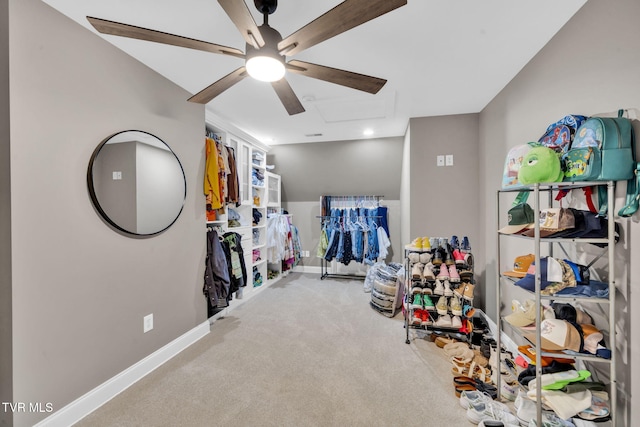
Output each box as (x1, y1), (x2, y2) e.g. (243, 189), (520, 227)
(87, 16), (245, 58)
(278, 0), (407, 56)
(188, 67), (248, 104)
(271, 78), (305, 115)
(287, 60), (386, 94)
(218, 0), (265, 49)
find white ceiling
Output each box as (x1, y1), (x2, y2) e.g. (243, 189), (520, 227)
(42, 0), (587, 145)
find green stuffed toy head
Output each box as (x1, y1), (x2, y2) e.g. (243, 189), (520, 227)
(518, 145), (564, 185)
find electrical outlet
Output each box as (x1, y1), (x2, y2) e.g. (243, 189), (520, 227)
(143, 314), (153, 333)
(436, 155), (445, 167)
(445, 155), (454, 166)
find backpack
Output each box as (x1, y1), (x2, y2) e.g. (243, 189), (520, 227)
(538, 115), (587, 154)
(501, 142), (536, 189)
(562, 111), (635, 182)
(561, 110), (640, 217)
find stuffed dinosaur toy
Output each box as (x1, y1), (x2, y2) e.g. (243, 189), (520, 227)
(518, 145), (564, 184)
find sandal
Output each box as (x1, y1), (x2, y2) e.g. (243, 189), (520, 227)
(444, 342), (474, 361)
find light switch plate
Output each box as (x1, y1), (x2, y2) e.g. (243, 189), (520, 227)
(445, 155), (454, 166)
(436, 155), (445, 167)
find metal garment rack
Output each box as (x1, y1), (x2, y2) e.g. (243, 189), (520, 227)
(318, 195), (384, 280)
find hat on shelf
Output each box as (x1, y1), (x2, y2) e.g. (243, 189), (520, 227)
(520, 207), (576, 237)
(524, 318), (583, 352)
(514, 257), (564, 292)
(552, 302), (594, 325)
(580, 323), (604, 355)
(504, 299), (554, 328)
(499, 203), (535, 234)
(503, 254), (535, 278)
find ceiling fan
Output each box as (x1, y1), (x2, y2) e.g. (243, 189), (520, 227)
(87, 0), (407, 115)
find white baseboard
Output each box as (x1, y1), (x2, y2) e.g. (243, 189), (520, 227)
(34, 321), (210, 427)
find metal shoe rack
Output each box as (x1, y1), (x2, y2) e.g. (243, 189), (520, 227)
(403, 239), (476, 344)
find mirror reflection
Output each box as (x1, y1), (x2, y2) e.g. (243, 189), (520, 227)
(88, 130), (186, 236)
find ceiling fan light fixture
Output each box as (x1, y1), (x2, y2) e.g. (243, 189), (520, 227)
(246, 54), (285, 82)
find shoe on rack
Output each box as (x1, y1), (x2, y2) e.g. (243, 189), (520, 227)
(408, 252), (420, 263)
(460, 269), (474, 282)
(422, 263), (436, 281)
(411, 262), (424, 279)
(461, 236), (471, 253)
(460, 389), (494, 410)
(433, 279), (445, 296)
(466, 400), (518, 426)
(423, 294), (436, 311)
(437, 264), (450, 280)
(444, 244), (455, 266)
(451, 315), (463, 329)
(420, 284), (433, 295)
(443, 279), (454, 297)
(410, 281), (423, 294)
(436, 296), (449, 315)
(411, 309), (423, 326)
(453, 249), (467, 266)
(421, 310), (432, 326)
(405, 237), (423, 251)
(432, 248), (444, 266)
(411, 293), (423, 310)
(433, 313), (452, 328)
(454, 282), (467, 299)
(449, 264), (461, 283)
(463, 304), (476, 318)
(419, 252), (432, 264)
(421, 237), (432, 251)
(462, 282), (475, 301)
(450, 235), (460, 250)
(450, 297), (463, 316)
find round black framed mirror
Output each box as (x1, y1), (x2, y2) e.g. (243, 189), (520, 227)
(87, 130), (186, 236)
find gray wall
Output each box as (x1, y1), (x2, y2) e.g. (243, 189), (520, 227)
(269, 137), (404, 268)
(0, 1), (12, 425)
(408, 114), (482, 305)
(478, 0), (639, 423)
(7, 1), (206, 426)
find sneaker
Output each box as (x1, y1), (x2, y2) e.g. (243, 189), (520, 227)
(433, 313), (452, 328)
(459, 390), (494, 410)
(450, 235), (460, 250)
(411, 262), (424, 279)
(466, 400), (518, 425)
(443, 279), (454, 297)
(460, 269), (474, 282)
(450, 297), (463, 316)
(419, 252), (432, 264)
(449, 264), (460, 283)
(453, 249), (467, 266)
(500, 381), (519, 402)
(436, 296), (449, 315)
(405, 237), (423, 251)
(433, 279), (445, 295)
(437, 264), (450, 280)
(451, 315), (462, 329)
(407, 252), (420, 263)
(422, 294), (436, 311)
(527, 413), (572, 427)
(420, 284), (433, 295)
(443, 243), (454, 266)
(422, 263), (436, 281)
(421, 237), (432, 251)
(411, 294), (423, 310)
(411, 309), (422, 326)
(410, 281), (423, 294)
(462, 282), (475, 301)
(432, 248), (443, 266)
(479, 421), (520, 427)
(461, 236), (471, 252)
(420, 310), (432, 326)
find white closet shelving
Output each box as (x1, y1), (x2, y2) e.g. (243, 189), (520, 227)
(496, 181), (616, 427)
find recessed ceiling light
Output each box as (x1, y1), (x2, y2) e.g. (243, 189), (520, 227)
(363, 129), (374, 136)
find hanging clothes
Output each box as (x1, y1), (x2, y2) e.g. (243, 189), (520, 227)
(221, 232), (248, 295)
(204, 137), (223, 220)
(225, 145), (240, 205)
(203, 229), (230, 313)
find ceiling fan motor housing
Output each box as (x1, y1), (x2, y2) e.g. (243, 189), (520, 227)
(254, 0), (278, 15)
(245, 24), (285, 68)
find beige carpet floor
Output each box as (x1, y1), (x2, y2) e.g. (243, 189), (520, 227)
(75, 273), (472, 426)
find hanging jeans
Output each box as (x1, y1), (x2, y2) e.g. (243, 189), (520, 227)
(324, 208), (341, 261)
(364, 209), (379, 265)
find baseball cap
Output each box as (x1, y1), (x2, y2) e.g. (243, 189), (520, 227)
(524, 318), (583, 352)
(503, 254), (535, 278)
(552, 303), (594, 325)
(514, 257), (564, 292)
(498, 203), (535, 234)
(521, 208), (575, 237)
(580, 324), (604, 355)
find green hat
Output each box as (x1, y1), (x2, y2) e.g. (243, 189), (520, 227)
(498, 203), (534, 234)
